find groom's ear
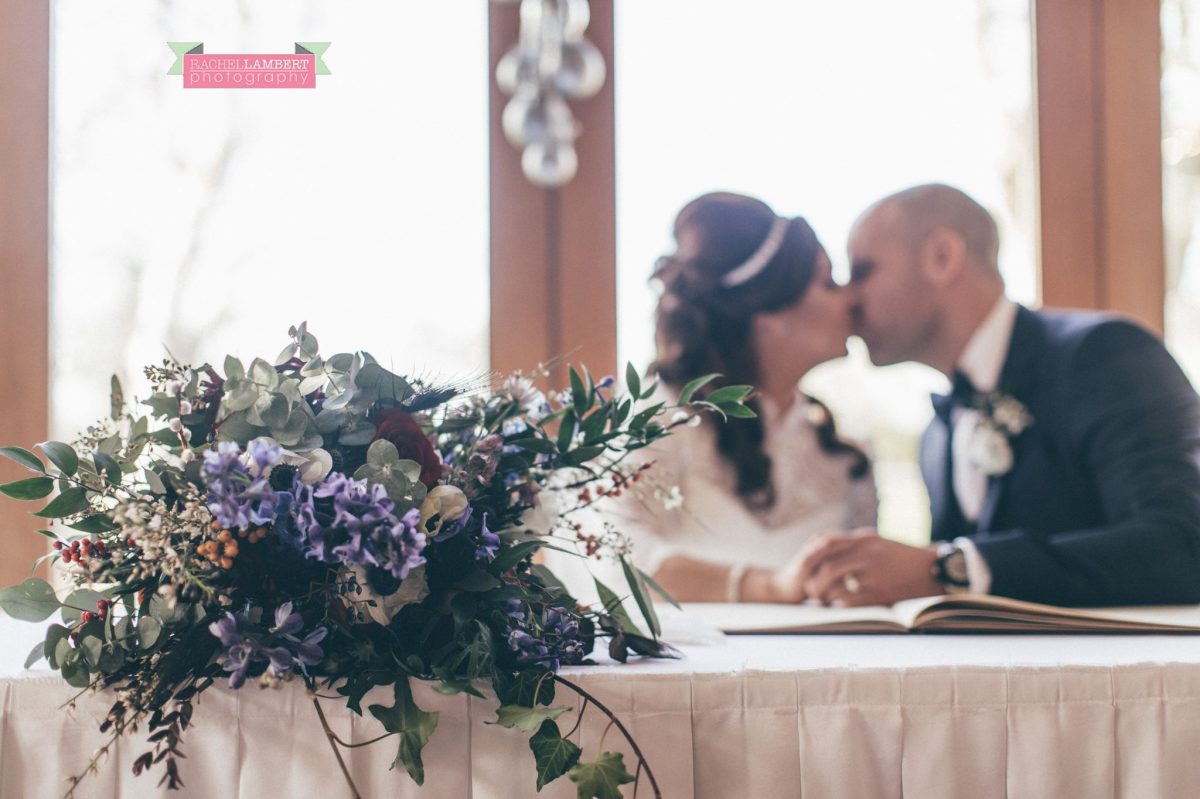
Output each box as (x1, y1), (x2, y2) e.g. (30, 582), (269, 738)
(919, 227), (968, 287)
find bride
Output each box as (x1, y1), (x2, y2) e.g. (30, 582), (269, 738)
(615, 192), (876, 603)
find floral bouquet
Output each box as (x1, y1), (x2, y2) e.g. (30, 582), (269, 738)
(0, 324), (751, 798)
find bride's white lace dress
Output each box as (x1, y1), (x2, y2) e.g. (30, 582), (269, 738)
(614, 393), (877, 572)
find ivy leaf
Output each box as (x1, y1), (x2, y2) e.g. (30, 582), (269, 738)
(34, 486), (90, 518)
(431, 679), (486, 699)
(37, 441), (79, 477)
(530, 720), (582, 791)
(0, 446), (45, 473)
(0, 477), (54, 500)
(0, 578), (60, 621)
(493, 669), (556, 707)
(368, 678), (439, 785)
(490, 704), (571, 733)
(568, 751), (636, 799)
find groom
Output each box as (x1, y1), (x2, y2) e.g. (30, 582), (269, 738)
(796, 184), (1200, 607)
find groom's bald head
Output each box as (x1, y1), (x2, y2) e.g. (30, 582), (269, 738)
(847, 184), (1006, 370)
(855, 184), (1000, 275)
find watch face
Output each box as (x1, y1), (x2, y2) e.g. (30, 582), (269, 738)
(945, 550), (969, 584)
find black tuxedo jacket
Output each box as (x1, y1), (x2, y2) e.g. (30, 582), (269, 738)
(920, 305), (1200, 606)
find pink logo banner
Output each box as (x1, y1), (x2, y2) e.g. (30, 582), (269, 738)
(167, 43), (330, 89)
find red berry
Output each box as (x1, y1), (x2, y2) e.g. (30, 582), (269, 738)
(81, 611), (95, 623)
(61, 550), (72, 563)
(53, 540), (63, 550)
(97, 599), (110, 610)
(97, 606), (108, 619)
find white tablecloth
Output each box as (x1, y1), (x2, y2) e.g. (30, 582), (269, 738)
(4, 616), (1200, 798)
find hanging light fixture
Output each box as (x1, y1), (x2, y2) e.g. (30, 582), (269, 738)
(495, 0), (606, 188)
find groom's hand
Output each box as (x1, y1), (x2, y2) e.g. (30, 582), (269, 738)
(795, 531), (942, 607)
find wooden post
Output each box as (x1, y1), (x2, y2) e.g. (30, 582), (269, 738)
(1034, 0), (1164, 332)
(488, 0), (617, 387)
(0, 0), (51, 587)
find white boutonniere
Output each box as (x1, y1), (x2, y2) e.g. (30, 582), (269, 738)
(966, 393), (1033, 477)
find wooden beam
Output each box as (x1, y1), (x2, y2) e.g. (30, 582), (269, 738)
(0, 0), (50, 587)
(1033, 0), (1164, 332)
(488, 0), (617, 387)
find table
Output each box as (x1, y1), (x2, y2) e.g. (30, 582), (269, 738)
(4, 616), (1200, 798)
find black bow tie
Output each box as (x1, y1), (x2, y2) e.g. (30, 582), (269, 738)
(931, 371), (978, 426)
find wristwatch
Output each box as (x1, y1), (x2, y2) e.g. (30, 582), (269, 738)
(931, 541), (971, 594)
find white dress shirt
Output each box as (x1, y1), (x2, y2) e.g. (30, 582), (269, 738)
(948, 296), (1019, 594)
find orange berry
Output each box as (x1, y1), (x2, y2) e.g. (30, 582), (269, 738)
(223, 541), (239, 558)
(218, 530), (233, 543)
(219, 557), (233, 570)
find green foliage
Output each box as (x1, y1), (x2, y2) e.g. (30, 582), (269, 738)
(530, 720), (582, 791)
(568, 751), (636, 799)
(368, 679), (440, 785)
(34, 486), (90, 518)
(620, 555), (660, 639)
(36, 441), (79, 477)
(593, 577), (643, 637)
(0, 578), (59, 622)
(492, 704), (572, 733)
(0, 477), (54, 500)
(353, 440), (426, 509)
(0, 446), (45, 473)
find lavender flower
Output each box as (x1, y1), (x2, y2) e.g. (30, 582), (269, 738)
(201, 439), (288, 529)
(208, 602), (327, 688)
(475, 512), (500, 563)
(505, 606), (587, 673)
(284, 472), (427, 582)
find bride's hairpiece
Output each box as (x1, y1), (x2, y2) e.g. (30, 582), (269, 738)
(720, 216), (789, 288)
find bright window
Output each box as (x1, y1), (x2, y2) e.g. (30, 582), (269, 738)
(1164, 0), (1200, 387)
(615, 0), (1037, 542)
(51, 1), (489, 438)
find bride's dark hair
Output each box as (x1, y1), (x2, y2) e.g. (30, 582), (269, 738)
(650, 192), (869, 510)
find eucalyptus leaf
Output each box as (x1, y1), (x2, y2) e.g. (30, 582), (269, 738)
(60, 651), (90, 688)
(224, 355), (246, 380)
(0, 446), (44, 473)
(0, 578), (60, 622)
(110, 375), (124, 420)
(61, 589), (106, 623)
(80, 634), (103, 669)
(44, 623), (70, 667)
(137, 616), (162, 649)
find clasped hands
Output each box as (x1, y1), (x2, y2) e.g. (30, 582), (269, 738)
(765, 529), (943, 607)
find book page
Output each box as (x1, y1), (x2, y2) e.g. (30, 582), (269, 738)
(902, 594), (1200, 632)
(678, 602), (907, 633)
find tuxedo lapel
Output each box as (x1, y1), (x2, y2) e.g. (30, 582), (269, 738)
(975, 306), (1044, 533)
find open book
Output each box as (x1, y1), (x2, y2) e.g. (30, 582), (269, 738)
(680, 594), (1200, 634)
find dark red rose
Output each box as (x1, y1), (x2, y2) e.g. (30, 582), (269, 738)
(373, 409), (442, 487)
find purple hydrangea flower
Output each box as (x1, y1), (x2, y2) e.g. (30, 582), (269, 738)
(208, 602), (327, 688)
(202, 439), (288, 529)
(283, 472), (427, 582)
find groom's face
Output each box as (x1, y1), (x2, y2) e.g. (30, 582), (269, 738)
(846, 209), (938, 366)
